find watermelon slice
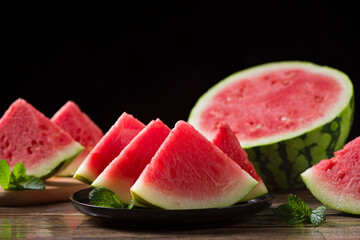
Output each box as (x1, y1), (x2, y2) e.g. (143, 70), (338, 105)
(92, 119), (171, 204)
(73, 112), (145, 184)
(188, 61), (354, 190)
(212, 122), (268, 200)
(0, 98), (84, 179)
(51, 101), (104, 176)
(130, 121), (258, 209)
(301, 137), (360, 215)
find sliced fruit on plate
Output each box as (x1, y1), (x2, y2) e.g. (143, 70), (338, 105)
(188, 61), (354, 190)
(301, 136), (360, 215)
(92, 119), (171, 204)
(0, 98), (83, 179)
(131, 120), (258, 209)
(51, 101), (104, 176)
(74, 112), (145, 184)
(212, 122), (268, 201)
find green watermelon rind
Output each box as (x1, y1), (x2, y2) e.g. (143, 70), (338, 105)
(240, 181), (268, 201)
(73, 165), (96, 184)
(188, 61), (354, 190)
(29, 142), (84, 179)
(245, 96), (353, 190)
(301, 167), (360, 215)
(131, 191), (161, 209)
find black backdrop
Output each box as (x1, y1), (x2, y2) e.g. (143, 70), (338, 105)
(2, 1), (359, 141)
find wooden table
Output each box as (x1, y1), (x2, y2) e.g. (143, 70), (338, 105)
(1, 188), (359, 239)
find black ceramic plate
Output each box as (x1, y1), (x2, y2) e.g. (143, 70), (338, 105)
(70, 188), (274, 227)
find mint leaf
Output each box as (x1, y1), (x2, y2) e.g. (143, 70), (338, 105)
(10, 176), (45, 190)
(288, 194), (312, 217)
(0, 161), (45, 191)
(273, 203), (293, 221)
(310, 205), (326, 226)
(274, 194), (326, 226)
(0, 160), (11, 189)
(89, 188), (125, 208)
(11, 162), (26, 180)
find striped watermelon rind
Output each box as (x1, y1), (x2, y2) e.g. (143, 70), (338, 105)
(188, 61), (354, 190)
(246, 96), (353, 190)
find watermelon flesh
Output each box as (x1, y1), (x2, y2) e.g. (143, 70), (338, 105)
(92, 119), (171, 204)
(0, 98), (83, 179)
(301, 136), (360, 214)
(51, 101), (104, 176)
(73, 112), (145, 184)
(189, 61), (354, 190)
(131, 121), (258, 210)
(212, 122), (268, 200)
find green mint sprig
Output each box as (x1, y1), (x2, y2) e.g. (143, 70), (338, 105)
(89, 187), (135, 209)
(0, 159), (45, 190)
(274, 194), (326, 226)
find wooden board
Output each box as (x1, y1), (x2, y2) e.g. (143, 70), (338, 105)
(0, 177), (88, 206)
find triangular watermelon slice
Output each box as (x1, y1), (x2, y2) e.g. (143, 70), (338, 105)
(73, 112), (145, 184)
(130, 121), (258, 209)
(0, 98), (84, 179)
(92, 119), (171, 204)
(51, 101), (104, 176)
(212, 122), (268, 201)
(301, 136), (360, 214)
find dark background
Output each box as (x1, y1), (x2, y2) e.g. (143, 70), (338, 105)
(2, 1), (359, 140)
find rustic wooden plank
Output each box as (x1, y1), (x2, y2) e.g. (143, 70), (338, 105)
(0, 177), (88, 206)
(1, 188), (360, 239)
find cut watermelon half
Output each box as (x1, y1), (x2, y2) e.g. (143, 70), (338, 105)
(73, 112), (145, 184)
(0, 98), (84, 179)
(92, 119), (171, 204)
(188, 61), (354, 190)
(212, 122), (268, 200)
(301, 136), (360, 215)
(51, 101), (104, 176)
(130, 121), (258, 209)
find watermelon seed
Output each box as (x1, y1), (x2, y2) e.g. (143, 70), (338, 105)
(31, 140), (38, 147)
(283, 80), (289, 85)
(315, 96), (323, 102)
(27, 147), (33, 154)
(5, 140), (9, 148)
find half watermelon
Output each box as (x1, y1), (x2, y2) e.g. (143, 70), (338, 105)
(73, 112), (145, 184)
(301, 136), (360, 215)
(0, 98), (84, 179)
(130, 121), (258, 209)
(51, 101), (104, 176)
(92, 119), (171, 204)
(212, 122), (268, 200)
(188, 61), (354, 190)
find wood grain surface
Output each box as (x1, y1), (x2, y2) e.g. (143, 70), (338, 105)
(1, 188), (359, 239)
(0, 177), (88, 206)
